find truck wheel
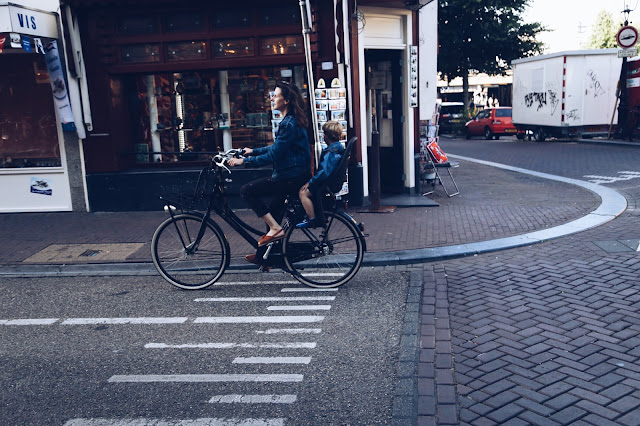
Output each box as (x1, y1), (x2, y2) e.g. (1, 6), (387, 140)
(484, 127), (493, 140)
(533, 128), (546, 142)
(516, 133), (525, 140)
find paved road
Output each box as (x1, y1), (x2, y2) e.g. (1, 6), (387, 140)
(0, 268), (417, 426)
(419, 137), (640, 425)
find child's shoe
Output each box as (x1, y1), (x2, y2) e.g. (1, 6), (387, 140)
(296, 217), (323, 228)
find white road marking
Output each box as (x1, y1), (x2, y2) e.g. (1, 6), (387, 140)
(267, 305), (331, 311)
(145, 342), (316, 349)
(208, 394), (297, 404)
(0, 318), (58, 325)
(108, 374), (303, 383)
(61, 317), (188, 325)
(232, 357), (312, 364)
(583, 171), (640, 184)
(64, 418), (285, 425)
(255, 328), (322, 334)
(194, 316), (324, 324)
(280, 288), (338, 292)
(214, 280), (298, 286)
(194, 296), (335, 302)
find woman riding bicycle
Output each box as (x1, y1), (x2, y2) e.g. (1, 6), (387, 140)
(228, 81), (312, 251)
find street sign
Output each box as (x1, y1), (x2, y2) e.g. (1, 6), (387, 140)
(618, 47), (638, 58)
(617, 25), (638, 48)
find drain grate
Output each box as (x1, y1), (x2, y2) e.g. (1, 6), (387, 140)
(79, 249), (102, 257)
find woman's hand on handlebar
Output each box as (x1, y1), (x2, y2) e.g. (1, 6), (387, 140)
(227, 157), (244, 167)
(242, 147), (253, 156)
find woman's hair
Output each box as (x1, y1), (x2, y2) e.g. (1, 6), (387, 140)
(322, 121), (343, 143)
(276, 81), (309, 129)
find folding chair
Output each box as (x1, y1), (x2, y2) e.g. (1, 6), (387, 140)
(423, 149), (460, 197)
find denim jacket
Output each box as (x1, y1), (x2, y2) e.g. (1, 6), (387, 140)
(308, 141), (344, 192)
(244, 114), (311, 182)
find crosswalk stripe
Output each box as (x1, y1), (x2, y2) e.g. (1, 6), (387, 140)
(0, 318), (58, 325)
(280, 288), (338, 292)
(255, 328), (322, 334)
(214, 281), (298, 286)
(64, 418), (285, 425)
(194, 316), (324, 324)
(233, 357), (311, 364)
(61, 318), (188, 325)
(144, 342), (316, 349)
(108, 374), (303, 383)
(267, 305), (331, 311)
(208, 394), (297, 404)
(194, 296), (335, 302)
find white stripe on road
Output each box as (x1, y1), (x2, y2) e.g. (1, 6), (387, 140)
(0, 318), (58, 325)
(255, 328), (322, 334)
(61, 317), (188, 325)
(214, 281), (298, 286)
(194, 296), (335, 302)
(209, 394), (297, 404)
(232, 357), (312, 364)
(145, 342), (316, 349)
(280, 288), (338, 292)
(64, 418), (285, 426)
(108, 374), (303, 383)
(267, 305), (331, 311)
(194, 316), (324, 324)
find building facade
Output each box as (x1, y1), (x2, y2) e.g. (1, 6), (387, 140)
(55, 0), (437, 211)
(0, 1), (87, 212)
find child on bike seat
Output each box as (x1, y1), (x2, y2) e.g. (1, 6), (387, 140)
(296, 121), (345, 228)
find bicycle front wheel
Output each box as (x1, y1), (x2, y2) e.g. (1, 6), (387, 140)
(151, 213), (229, 290)
(283, 211), (364, 288)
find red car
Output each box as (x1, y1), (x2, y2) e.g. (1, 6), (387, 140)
(465, 107), (518, 139)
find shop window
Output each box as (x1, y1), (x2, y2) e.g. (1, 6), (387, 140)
(122, 44), (161, 63)
(260, 36), (303, 56)
(129, 67), (307, 164)
(261, 6), (301, 26)
(165, 12), (204, 33)
(167, 41), (207, 61)
(214, 39), (253, 57)
(0, 55), (61, 169)
(117, 16), (158, 35)
(212, 9), (251, 28)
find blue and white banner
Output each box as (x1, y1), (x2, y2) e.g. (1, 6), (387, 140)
(44, 40), (75, 128)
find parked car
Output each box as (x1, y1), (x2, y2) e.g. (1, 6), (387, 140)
(465, 107), (518, 139)
(438, 102), (465, 133)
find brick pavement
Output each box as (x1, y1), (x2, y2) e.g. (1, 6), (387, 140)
(415, 140), (640, 425)
(0, 160), (598, 266)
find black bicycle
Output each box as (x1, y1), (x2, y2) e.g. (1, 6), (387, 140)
(151, 140), (366, 290)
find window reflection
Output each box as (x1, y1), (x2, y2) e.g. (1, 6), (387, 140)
(167, 41), (207, 61)
(214, 39), (253, 57)
(260, 36), (303, 56)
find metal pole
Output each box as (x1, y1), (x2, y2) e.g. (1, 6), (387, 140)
(299, 0), (320, 166)
(370, 89), (382, 209)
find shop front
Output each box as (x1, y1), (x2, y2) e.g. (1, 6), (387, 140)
(65, 0), (438, 211)
(64, 1), (336, 211)
(0, 3), (82, 212)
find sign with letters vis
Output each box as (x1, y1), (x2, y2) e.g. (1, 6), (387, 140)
(0, 5), (59, 39)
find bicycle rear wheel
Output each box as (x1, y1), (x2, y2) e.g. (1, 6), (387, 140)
(151, 213), (229, 290)
(283, 211), (364, 288)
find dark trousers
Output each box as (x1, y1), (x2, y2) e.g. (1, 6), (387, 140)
(240, 175), (309, 220)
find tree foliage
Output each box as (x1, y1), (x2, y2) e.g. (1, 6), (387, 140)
(584, 10), (619, 49)
(438, 0), (545, 106)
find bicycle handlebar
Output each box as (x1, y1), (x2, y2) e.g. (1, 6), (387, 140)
(212, 148), (245, 172)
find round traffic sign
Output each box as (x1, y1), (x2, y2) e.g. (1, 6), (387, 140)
(617, 25), (638, 48)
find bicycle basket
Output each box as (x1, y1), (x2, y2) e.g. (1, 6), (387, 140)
(160, 167), (217, 212)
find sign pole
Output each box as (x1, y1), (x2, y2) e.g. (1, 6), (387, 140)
(299, 0), (320, 167)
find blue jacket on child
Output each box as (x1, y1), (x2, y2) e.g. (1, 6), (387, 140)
(307, 141), (345, 194)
